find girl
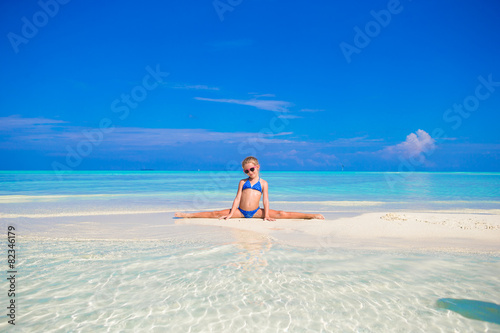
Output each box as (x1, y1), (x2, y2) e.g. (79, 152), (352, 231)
(175, 156), (325, 221)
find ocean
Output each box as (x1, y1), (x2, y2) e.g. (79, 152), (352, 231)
(1, 171), (499, 218)
(0, 171), (499, 331)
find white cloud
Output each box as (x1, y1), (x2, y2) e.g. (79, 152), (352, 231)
(0, 115), (67, 130)
(305, 152), (339, 167)
(105, 127), (293, 147)
(264, 150), (339, 167)
(250, 93), (275, 98)
(194, 97), (292, 112)
(299, 108), (325, 112)
(264, 149), (304, 166)
(0, 115), (295, 151)
(171, 84), (220, 91)
(327, 135), (384, 147)
(382, 129), (436, 159)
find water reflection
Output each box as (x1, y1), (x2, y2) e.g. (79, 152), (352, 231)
(230, 229), (272, 271)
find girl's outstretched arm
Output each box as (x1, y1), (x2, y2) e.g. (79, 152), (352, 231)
(220, 180), (244, 220)
(262, 180), (276, 221)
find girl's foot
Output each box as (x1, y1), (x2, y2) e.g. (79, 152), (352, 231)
(314, 214), (325, 220)
(175, 212), (192, 218)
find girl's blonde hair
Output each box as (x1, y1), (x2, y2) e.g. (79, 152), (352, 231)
(241, 156), (259, 167)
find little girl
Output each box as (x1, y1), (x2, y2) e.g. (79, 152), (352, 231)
(175, 156), (325, 221)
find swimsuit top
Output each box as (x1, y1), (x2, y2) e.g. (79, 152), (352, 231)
(242, 177), (262, 193)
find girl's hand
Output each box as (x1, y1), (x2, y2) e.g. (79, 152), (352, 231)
(219, 214), (232, 220)
(264, 216), (276, 222)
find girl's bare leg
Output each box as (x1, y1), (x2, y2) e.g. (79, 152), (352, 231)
(265, 209), (324, 220)
(175, 209), (244, 218)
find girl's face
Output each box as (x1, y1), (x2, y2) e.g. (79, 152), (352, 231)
(243, 163), (259, 176)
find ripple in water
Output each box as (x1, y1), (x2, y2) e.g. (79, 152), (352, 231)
(4, 237), (500, 332)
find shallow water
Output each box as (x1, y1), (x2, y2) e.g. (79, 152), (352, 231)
(3, 236), (499, 332)
(1, 171), (499, 331)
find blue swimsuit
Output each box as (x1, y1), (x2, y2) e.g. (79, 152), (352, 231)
(238, 177), (262, 218)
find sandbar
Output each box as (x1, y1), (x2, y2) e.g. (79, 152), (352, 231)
(5, 209), (499, 253)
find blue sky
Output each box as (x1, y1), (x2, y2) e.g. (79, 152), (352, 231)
(1, 0), (499, 171)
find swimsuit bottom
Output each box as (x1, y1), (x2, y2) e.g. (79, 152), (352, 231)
(238, 207), (261, 218)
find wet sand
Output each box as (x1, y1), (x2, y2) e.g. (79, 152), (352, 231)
(6, 209), (500, 253)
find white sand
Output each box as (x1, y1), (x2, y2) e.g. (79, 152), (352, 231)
(176, 210), (500, 252)
(7, 209), (499, 253)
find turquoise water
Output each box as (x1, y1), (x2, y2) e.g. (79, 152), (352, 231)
(1, 171), (499, 331)
(1, 171), (499, 218)
(2, 171), (499, 201)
